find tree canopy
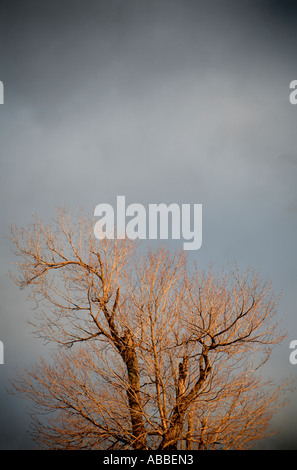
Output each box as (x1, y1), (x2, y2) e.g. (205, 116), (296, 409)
(9, 208), (287, 450)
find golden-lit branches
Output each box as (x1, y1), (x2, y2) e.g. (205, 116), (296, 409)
(9, 208), (287, 450)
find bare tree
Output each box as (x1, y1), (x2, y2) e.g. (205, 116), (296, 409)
(9, 208), (287, 450)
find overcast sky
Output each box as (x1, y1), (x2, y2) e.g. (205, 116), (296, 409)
(1, 0), (297, 449)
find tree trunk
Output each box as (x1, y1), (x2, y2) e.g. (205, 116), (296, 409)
(121, 329), (147, 450)
(158, 349), (211, 450)
(158, 356), (189, 450)
(186, 410), (193, 450)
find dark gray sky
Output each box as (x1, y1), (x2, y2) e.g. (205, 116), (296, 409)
(1, 0), (297, 449)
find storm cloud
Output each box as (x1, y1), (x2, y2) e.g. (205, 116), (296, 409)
(1, 0), (297, 449)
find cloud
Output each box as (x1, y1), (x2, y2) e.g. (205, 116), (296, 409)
(1, 0), (297, 449)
